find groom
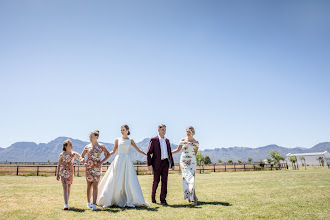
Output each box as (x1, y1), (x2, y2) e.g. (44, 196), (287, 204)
(147, 124), (175, 206)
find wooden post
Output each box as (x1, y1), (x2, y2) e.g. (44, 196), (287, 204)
(55, 166), (57, 176)
(214, 164), (216, 172)
(254, 164), (256, 170)
(16, 166), (19, 176)
(37, 166), (39, 176)
(244, 163), (246, 171)
(77, 165), (80, 177)
(136, 164), (139, 175)
(225, 163), (226, 172)
(234, 163), (236, 171)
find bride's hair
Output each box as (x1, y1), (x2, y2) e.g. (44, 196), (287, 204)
(121, 125), (131, 135)
(187, 126), (195, 135)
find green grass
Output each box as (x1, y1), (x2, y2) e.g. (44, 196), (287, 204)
(0, 167), (329, 219)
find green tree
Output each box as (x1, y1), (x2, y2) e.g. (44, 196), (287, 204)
(204, 156), (212, 165)
(217, 159), (222, 164)
(196, 153), (205, 166)
(227, 159), (233, 164)
(266, 158), (273, 164)
(317, 157), (324, 166)
(248, 158), (253, 163)
(289, 155), (297, 169)
(299, 156), (306, 169)
(237, 160), (242, 164)
(268, 151), (285, 164)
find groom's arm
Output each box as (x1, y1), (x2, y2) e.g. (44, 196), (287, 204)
(147, 139), (154, 171)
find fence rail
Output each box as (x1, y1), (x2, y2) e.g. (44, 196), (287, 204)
(0, 162), (288, 176)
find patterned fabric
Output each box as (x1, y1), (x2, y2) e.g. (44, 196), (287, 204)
(179, 141), (199, 201)
(59, 151), (77, 185)
(85, 144), (106, 182)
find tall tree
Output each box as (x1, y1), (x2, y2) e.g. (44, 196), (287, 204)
(204, 156), (212, 165)
(268, 151), (285, 164)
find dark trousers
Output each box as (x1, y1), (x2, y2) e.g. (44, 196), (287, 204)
(152, 159), (169, 202)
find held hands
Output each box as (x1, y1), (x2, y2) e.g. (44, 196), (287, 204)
(148, 165), (153, 172)
(56, 175), (60, 181)
(171, 166), (175, 171)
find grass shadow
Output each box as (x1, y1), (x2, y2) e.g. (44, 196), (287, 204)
(101, 206), (159, 212)
(169, 201), (231, 208)
(67, 207), (86, 212)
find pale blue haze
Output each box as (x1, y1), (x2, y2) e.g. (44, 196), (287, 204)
(0, 0), (329, 149)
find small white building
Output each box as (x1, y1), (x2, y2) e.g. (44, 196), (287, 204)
(286, 151), (330, 166)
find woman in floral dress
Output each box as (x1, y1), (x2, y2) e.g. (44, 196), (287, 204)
(172, 126), (199, 206)
(81, 130), (111, 211)
(56, 139), (82, 210)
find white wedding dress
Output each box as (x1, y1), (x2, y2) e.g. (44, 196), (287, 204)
(97, 137), (149, 207)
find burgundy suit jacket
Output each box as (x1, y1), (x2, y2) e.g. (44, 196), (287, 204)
(147, 136), (175, 170)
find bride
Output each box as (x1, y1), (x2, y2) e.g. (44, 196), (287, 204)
(97, 125), (149, 207)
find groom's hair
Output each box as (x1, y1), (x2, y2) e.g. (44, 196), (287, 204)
(158, 124), (166, 129)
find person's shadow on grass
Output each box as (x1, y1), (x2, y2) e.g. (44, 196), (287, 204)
(67, 207), (86, 212)
(169, 201), (231, 208)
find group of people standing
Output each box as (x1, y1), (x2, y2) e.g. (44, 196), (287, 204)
(56, 124), (199, 210)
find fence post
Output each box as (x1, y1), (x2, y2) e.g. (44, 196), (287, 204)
(225, 163), (226, 172)
(244, 163), (246, 171)
(137, 164), (139, 175)
(234, 163), (236, 171)
(77, 165), (80, 177)
(199, 165), (201, 174)
(55, 166), (57, 176)
(37, 166), (39, 176)
(214, 164), (216, 172)
(16, 166), (19, 176)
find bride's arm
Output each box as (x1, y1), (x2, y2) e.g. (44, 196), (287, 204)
(131, 139), (147, 156)
(109, 139), (118, 156)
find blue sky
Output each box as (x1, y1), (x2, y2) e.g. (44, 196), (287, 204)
(0, 0), (329, 149)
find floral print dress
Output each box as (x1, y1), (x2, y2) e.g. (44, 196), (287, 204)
(179, 141), (199, 201)
(84, 144), (106, 182)
(59, 151), (77, 185)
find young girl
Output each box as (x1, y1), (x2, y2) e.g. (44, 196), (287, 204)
(56, 139), (82, 210)
(81, 130), (111, 211)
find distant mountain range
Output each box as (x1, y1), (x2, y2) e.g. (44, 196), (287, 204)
(0, 137), (329, 163)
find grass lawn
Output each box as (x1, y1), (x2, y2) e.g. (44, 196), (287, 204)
(0, 167), (329, 219)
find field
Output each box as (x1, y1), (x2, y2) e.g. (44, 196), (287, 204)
(0, 167), (329, 219)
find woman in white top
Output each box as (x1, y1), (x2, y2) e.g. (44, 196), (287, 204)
(172, 126), (199, 206)
(97, 125), (149, 207)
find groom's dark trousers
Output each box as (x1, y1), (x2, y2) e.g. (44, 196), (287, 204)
(147, 136), (174, 203)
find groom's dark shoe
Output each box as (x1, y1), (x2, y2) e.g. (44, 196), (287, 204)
(161, 200), (169, 206)
(152, 199), (157, 204)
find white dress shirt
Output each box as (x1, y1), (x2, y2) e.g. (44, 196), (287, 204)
(158, 135), (169, 160)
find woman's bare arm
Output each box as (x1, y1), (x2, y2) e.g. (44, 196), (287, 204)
(131, 139), (147, 156)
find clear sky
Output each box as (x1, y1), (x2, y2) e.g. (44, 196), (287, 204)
(0, 0), (329, 149)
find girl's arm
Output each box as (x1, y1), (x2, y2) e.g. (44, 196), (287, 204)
(80, 147), (87, 163)
(172, 138), (185, 154)
(172, 145), (182, 154)
(100, 145), (111, 164)
(194, 141), (199, 156)
(56, 157), (62, 181)
(131, 139), (147, 156)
